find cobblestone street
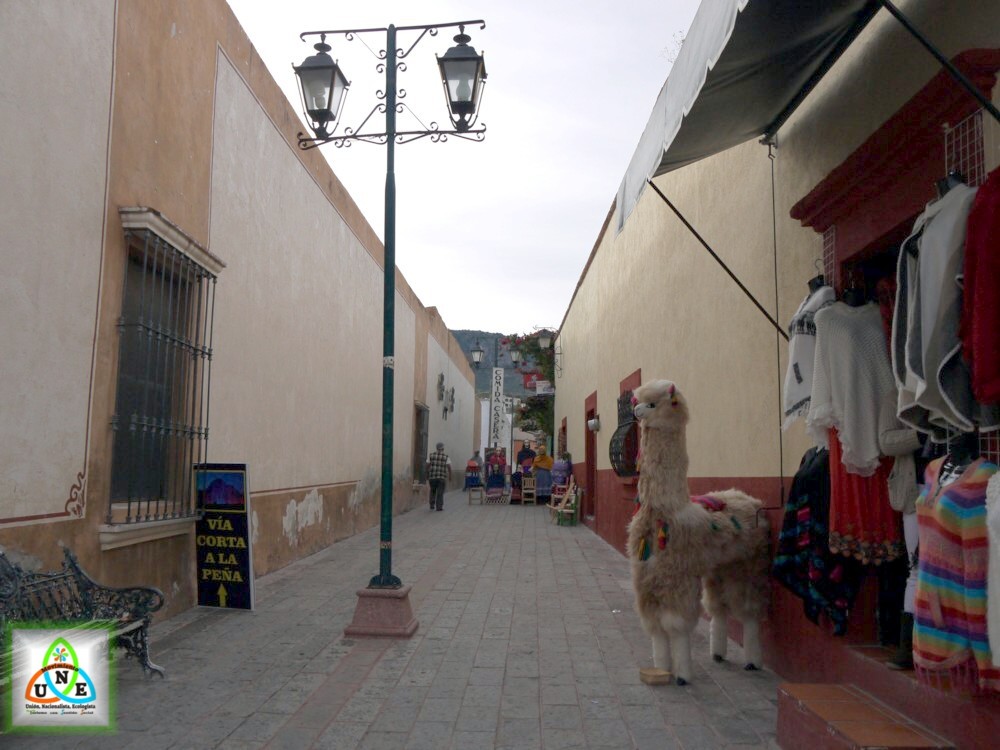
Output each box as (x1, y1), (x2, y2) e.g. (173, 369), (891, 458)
(6, 492), (780, 749)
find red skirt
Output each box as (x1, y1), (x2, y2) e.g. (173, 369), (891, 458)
(827, 428), (904, 564)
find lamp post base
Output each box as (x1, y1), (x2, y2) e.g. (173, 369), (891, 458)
(343, 584), (418, 638)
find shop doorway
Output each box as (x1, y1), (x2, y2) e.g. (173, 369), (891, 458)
(584, 395), (597, 520)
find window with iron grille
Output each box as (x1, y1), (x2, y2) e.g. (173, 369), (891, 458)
(609, 390), (639, 477)
(110, 213), (218, 524)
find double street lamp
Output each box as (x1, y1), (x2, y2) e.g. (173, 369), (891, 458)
(294, 21), (487, 633)
(470, 338), (521, 370)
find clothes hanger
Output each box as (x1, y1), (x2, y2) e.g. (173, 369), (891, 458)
(935, 170), (966, 199)
(841, 268), (866, 307)
(946, 427), (979, 466)
(807, 258), (825, 292)
(906, 172), (965, 259)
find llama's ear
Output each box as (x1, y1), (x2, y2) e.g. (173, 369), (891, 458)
(667, 383), (676, 397)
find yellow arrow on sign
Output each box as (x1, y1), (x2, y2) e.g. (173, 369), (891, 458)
(218, 584), (228, 607)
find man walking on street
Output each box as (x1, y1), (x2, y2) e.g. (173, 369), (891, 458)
(426, 442), (451, 511)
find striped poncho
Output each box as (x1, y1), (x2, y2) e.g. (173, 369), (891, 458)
(913, 456), (1000, 692)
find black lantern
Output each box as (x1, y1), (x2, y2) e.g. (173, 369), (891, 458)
(436, 26), (487, 132)
(294, 35), (350, 139)
(470, 340), (485, 368)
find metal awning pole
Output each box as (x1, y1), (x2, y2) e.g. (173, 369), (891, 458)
(645, 179), (788, 342)
(876, 0), (1000, 125)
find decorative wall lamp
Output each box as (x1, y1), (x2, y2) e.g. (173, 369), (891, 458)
(293, 19), (487, 636)
(533, 326), (562, 378)
(587, 416), (601, 432)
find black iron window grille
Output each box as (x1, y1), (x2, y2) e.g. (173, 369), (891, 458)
(109, 227), (216, 524)
(609, 390), (640, 477)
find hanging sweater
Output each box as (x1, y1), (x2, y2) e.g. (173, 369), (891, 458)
(807, 302), (899, 476)
(988, 472), (1000, 667)
(913, 456), (1000, 692)
(783, 285), (836, 431)
(892, 183), (1000, 438)
(772, 446), (865, 635)
(962, 167), (1000, 404)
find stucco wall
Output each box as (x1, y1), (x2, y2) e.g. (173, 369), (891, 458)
(557, 0), (1000, 492)
(424, 332), (474, 470)
(210, 55), (393, 487)
(778, 0), (1000, 211)
(558, 136), (800, 482)
(0, 0), (115, 526)
(0, 0), (477, 614)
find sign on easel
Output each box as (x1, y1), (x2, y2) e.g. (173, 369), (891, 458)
(195, 463), (254, 610)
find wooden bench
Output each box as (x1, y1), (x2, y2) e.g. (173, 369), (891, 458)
(0, 547), (166, 685)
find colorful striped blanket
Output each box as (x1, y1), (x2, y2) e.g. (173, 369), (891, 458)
(913, 456), (1000, 693)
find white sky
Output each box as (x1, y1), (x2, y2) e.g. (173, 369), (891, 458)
(226, 0), (700, 334)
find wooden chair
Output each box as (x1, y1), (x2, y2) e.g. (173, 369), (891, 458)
(556, 490), (578, 526)
(467, 485), (485, 504)
(547, 477), (576, 521)
(521, 477), (537, 505)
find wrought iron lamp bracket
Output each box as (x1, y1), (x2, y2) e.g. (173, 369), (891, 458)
(297, 21), (486, 150)
(297, 125), (485, 150)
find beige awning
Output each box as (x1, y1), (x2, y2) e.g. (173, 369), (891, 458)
(617, 0), (879, 231)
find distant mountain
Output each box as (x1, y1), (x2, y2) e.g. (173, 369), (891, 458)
(451, 329), (533, 397)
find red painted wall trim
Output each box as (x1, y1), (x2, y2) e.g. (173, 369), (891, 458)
(790, 49), (1000, 270)
(620, 369), (642, 393)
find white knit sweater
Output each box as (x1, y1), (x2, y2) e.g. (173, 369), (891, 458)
(988, 472), (1000, 666)
(783, 285), (836, 431)
(807, 302), (899, 476)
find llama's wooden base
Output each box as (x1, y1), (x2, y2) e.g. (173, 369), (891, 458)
(639, 668), (673, 685)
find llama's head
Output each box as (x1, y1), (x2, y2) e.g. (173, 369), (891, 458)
(632, 380), (689, 430)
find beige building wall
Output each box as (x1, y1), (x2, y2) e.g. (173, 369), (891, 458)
(424, 322), (476, 473)
(0, 0), (115, 526)
(558, 136), (801, 481)
(0, 0), (477, 610)
(557, 0), (1000, 486)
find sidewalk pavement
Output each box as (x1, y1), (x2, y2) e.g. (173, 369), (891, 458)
(8, 490), (780, 749)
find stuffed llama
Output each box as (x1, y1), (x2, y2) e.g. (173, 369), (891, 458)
(627, 379), (770, 685)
